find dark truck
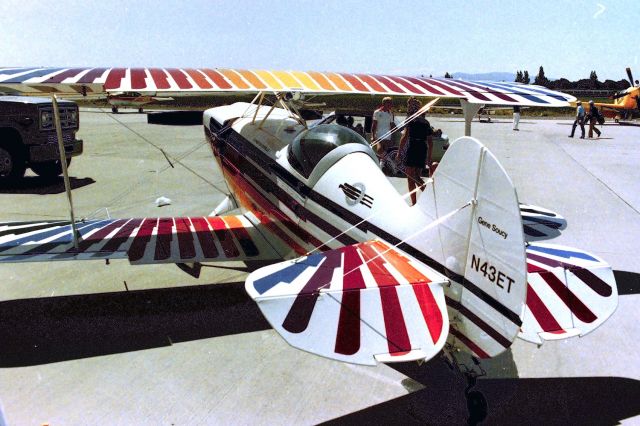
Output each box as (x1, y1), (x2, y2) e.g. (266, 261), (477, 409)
(0, 96), (83, 179)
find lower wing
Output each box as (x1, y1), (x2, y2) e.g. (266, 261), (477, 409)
(0, 215), (282, 264)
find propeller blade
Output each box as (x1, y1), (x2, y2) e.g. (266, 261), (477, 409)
(626, 67), (634, 87)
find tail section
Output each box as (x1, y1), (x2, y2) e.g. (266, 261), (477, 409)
(245, 240), (449, 366)
(412, 137), (527, 358)
(520, 243), (617, 344)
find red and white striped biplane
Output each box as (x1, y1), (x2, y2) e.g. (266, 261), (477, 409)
(0, 68), (617, 399)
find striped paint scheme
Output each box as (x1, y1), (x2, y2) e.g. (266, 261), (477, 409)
(246, 240), (449, 365)
(0, 67), (575, 106)
(519, 243), (617, 344)
(0, 215), (280, 264)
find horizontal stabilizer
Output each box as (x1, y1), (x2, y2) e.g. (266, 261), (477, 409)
(0, 215), (281, 264)
(520, 203), (567, 241)
(519, 243), (618, 344)
(245, 240), (449, 366)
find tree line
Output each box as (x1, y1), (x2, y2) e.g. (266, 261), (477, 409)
(443, 67), (630, 91)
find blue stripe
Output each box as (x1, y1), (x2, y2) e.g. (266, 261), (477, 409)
(483, 81), (570, 102)
(474, 81), (550, 104)
(527, 245), (597, 261)
(0, 220), (107, 250)
(253, 253), (325, 295)
(2, 68), (66, 83)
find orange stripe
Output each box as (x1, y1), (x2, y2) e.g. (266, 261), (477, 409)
(254, 70), (283, 90)
(184, 69), (213, 89)
(356, 74), (386, 92)
(373, 241), (431, 283)
(326, 72), (351, 91)
(219, 69), (250, 89)
(307, 71), (335, 91)
(237, 70), (267, 89)
(290, 71), (320, 91)
(271, 71), (303, 89)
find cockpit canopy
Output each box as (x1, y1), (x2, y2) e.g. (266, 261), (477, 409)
(288, 124), (374, 179)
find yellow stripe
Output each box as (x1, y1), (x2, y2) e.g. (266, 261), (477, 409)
(290, 71), (321, 91)
(271, 71), (302, 89)
(254, 70), (283, 90)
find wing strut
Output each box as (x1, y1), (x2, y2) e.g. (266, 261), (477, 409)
(460, 99), (484, 136)
(52, 94), (80, 249)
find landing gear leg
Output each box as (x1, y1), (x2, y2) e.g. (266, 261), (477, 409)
(443, 348), (488, 426)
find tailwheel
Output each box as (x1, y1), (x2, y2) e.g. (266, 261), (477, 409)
(443, 347), (488, 426)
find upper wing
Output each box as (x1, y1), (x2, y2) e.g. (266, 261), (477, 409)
(245, 240), (449, 366)
(0, 215), (282, 264)
(0, 67), (575, 107)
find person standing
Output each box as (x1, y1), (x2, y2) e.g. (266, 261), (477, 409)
(513, 105), (521, 131)
(585, 100), (602, 139)
(396, 97), (432, 206)
(371, 97), (396, 155)
(569, 101), (586, 138)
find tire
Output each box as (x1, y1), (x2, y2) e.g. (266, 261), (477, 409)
(31, 158), (71, 178)
(138, 107), (143, 113)
(111, 106), (118, 113)
(466, 390), (488, 425)
(0, 142), (26, 180)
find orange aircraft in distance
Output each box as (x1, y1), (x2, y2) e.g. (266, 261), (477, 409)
(587, 68), (640, 122)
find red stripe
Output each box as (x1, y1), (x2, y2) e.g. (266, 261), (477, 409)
(373, 242), (443, 343)
(526, 284), (564, 332)
(200, 69), (233, 89)
(128, 218), (157, 262)
(453, 80), (517, 103)
(335, 245), (366, 355)
(283, 250), (342, 333)
(356, 74), (386, 92)
(435, 79), (491, 101)
(175, 218), (196, 259)
(537, 270), (597, 323)
(166, 68), (192, 89)
(184, 69), (213, 89)
(190, 217), (219, 258)
(45, 68), (86, 83)
(445, 296), (510, 348)
(449, 327), (490, 359)
(100, 218), (143, 253)
(373, 75), (405, 93)
(358, 244), (411, 355)
(423, 79), (464, 96)
(338, 73), (369, 92)
(149, 68), (171, 89)
(386, 76), (422, 94)
(206, 217), (240, 257)
(154, 217), (174, 261)
(76, 68), (107, 84)
(403, 77), (446, 96)
(130, 68), (147, 90)
(104, 68), (127, 90)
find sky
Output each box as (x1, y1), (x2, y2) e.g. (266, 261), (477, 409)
(0, 0), (638, 81)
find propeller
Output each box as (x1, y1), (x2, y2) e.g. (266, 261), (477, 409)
(626, 67), (635, 87)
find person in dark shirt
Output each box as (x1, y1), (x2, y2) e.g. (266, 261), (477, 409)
(396, 97), (432, 205)
(585, 100), (602, 138)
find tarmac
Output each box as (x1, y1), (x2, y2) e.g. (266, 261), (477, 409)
(0, 109), (638, 425)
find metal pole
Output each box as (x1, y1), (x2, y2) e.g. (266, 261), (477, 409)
(52, 94), (80, 249)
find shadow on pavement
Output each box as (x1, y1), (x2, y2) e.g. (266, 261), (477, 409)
(0, 281), (269, 367)
(0, 176), (95, 195)
(325, 357), (640, 425)
(614, 270), (640, 295)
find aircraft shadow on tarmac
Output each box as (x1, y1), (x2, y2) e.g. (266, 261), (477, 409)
(613, 270), (640, 295)
(0, 176), (95, 195)
(0, 279), (638, 424)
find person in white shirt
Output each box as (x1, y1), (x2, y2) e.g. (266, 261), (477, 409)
(371, 97), (396, 155)
(569, 101), (585, 139)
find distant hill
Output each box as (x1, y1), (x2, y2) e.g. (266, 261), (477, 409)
(451, 72), (516, 82)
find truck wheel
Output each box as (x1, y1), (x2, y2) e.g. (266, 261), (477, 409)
(0, 143), (26, 180)
(31, 158), (71, 178)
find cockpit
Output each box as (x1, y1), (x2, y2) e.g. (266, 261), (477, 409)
(287, 124), (378, 179)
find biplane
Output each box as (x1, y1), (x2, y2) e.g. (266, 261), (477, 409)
(0, 67), (617, 411)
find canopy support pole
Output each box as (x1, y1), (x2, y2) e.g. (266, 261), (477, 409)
(460, 100), (484, 137)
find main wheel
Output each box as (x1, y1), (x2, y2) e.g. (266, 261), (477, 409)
(31, 158), (71, 178)
(0, 143), (26, 180)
